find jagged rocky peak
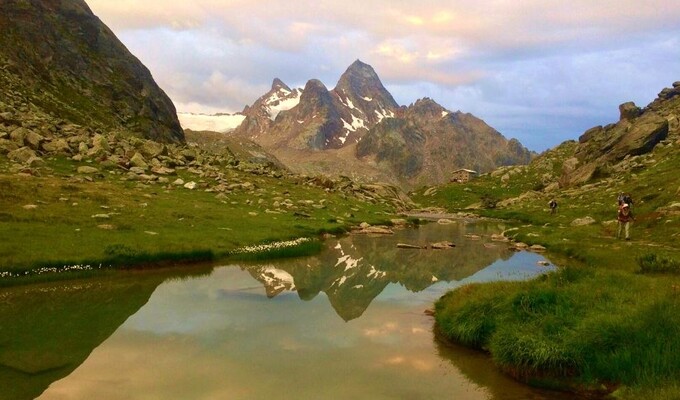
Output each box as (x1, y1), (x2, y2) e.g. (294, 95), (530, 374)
(335, 60), (398, 106)
(0, 0), (184, 143)
(409, 98), (447, 117)
(298, 79), (334, 111)
(271, 78), (291, 92)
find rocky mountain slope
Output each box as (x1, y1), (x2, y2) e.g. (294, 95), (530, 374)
(0, 0), (183, 143)
(414, 80), (680, 216)
(357, 98), (533, 187)
(232, 60), (531, 189)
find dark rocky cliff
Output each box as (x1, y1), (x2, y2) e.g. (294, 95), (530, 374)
(0, 0), (184, 143)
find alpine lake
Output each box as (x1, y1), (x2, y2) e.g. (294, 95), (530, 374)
(1, 220), (580, 400)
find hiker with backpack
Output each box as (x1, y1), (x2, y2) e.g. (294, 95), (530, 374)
(617, 203), (635, 240)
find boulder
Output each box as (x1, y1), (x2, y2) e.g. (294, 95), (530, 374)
(88, 134), (110, 157)
(77, 166), (99, 174)
(8, 147), (37, 164)
(181, 148), (198, 161)
(42, 138), (70, 154)
(129, 152), (149, 169)
(619, 101), (642, 121)
(571, 216), (596, 226)
(491, 234), (509, 242)
(354, 226), (394, 235)
(9, 127), (29, 145)
(78, 142), (89, 154)
(25, 130), (44, 150)
(140, 140), (166, 159)
(0, 139), (19, 154)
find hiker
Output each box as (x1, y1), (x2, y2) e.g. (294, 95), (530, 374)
(616, 203), (635, 240)
(548, 199), (558, 214)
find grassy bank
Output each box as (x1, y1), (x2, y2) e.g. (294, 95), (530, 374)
(419, 141), (680, 398)
(435, 266), (680, 398)
(0, 156), (395, 285)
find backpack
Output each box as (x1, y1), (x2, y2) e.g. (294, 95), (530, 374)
(623, 194), (633, 206)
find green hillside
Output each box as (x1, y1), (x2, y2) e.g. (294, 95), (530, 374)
(425, 84), (680, 399)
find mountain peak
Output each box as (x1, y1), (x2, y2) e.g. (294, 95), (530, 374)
(347, 59), (372, 72)
(337, 60), (381, 91)
(271, 78), (291, 92)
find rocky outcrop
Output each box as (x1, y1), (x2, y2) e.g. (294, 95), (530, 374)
(1, 115), (415, 213)
(0, 0), (184, 143)
(566, 92), (673, 185)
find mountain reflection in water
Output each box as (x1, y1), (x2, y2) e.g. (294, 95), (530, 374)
(6, 221), (571, 400)
(242, 221), (545, 321)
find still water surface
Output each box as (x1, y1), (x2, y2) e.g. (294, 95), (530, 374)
(3, 221), (578, 399)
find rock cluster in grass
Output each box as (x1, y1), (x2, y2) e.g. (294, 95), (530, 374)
(0, 92), (415, 212)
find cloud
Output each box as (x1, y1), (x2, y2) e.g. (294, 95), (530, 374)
(86, 0), (680, 150)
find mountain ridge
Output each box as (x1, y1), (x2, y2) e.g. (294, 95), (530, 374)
(230, 60), (532, 189)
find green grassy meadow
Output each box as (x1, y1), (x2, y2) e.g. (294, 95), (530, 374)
(421, 140), (680, 398)
(0, 155), (393, 282)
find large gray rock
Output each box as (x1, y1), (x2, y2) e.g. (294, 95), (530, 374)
(9, 127), (29, 145)
(8, 146), (37, 164)
(619, 101), (642, 121)
(0, 139), (19, 154)
(571, 216), (596, 226)
(129, 152), (149, 169)
(139, 140), (166, 159)
(77, 166), (99, 174)
(25, 130), (44, 150)
(42, 138), (71, 154)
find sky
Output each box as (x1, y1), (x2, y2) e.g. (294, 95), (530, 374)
(86, 0), (680, 152)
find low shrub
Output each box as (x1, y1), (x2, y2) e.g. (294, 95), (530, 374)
(637, 253), (680, 274)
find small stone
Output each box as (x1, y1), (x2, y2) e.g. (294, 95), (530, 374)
(22, 204), (38, 210)
(77, 166), (99, 174)
(184, 181), (197, 190)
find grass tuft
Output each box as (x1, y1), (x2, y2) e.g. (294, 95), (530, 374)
(637, 253), (680, 274)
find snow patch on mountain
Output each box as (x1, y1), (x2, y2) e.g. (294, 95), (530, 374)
(265, 88), (302, 120)
(374, 107), (395, 123)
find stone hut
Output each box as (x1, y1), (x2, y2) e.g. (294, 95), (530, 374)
(450, 169), (478, 183)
